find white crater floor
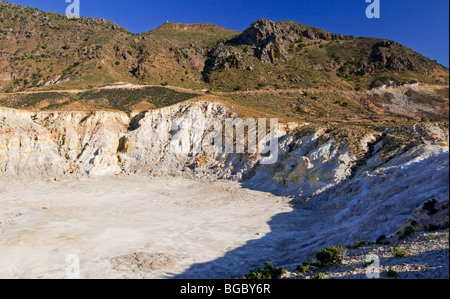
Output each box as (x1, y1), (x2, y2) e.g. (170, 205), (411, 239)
(0, 176), (295, 279)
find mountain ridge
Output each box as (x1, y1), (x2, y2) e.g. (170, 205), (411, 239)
(0, 1), (448, 123)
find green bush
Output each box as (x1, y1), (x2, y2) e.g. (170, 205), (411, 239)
(428, 234), (438, 240)
(392, 247), (409, 258)
(424, 224), (440, 232)
(423, 199), (438, 215)
(400, 226), (416, 239)
(258, 82), (267, 88)
(376, 235), (386, 245)
(296, 43), (307, 52)
(315, 246), (347, 267)
(347, 241), (372, 249)
(404, 226), (415, 235)
(243, 262), (285, 279)
(313, 273), (325, 279)
(296, 264), (309, 273)
(386, 269), (398, 278)
(318, 111), (327, 118)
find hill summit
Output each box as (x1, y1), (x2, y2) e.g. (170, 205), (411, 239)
(0, 1), (448, 123)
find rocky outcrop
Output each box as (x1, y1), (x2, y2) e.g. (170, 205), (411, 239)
(1, 101), (448, 201)
(370, 41), (416, 71)
(172, 47), (206, 73)
(240, 19), (297, 64)
(0, 108), (129, 177)
(365, 83), (450, 121)
(203, 46), (246, 78)
(239, 19), (338, 64)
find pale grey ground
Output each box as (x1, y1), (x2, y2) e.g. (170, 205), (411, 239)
(0, 176), (294, 278)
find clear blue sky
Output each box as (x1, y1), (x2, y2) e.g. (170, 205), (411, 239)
(4, 0), (449, 67)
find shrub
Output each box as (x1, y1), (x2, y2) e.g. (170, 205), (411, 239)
(313, 273), (325, 279)
(258, 82), (267, 88)
(203, 73), (211, 83)
(115, 61), (120, 66)
(347, 241), (372, 249)
(297, 43), (307, 51)
(127, 50), (133, 56)
(423, 199), (438, 215)
(386, 269), (398, 278)
(428, 234), (438, 240)
(402, 226), (416, 238)
(424, 224), (440, 232)
(376, 235), (386, 245)
(392, 247), (409, 258)
(315, 246), (347, 267)
(296, 264), (309, 273)
(243, 262), (285, 279)
(318, 111), (327, 118)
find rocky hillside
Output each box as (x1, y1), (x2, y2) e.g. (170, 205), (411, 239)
(0, 1), (448, 124)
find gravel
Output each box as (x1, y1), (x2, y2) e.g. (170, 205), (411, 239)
(283, 229), (449, 279)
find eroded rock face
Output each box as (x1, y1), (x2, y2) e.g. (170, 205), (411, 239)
(173, 47), (206, 73)
(203, 47), (245, 75)
(1, 101), (447, 204)
(0, 108), (129, 177)
(365, 84), (450, 121)
(0, 101), (366, 200)
(239, 19), (337, 64)
(240, 19), (297, 64)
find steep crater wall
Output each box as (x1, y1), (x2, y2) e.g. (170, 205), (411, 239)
(0, 101), (448, 251)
